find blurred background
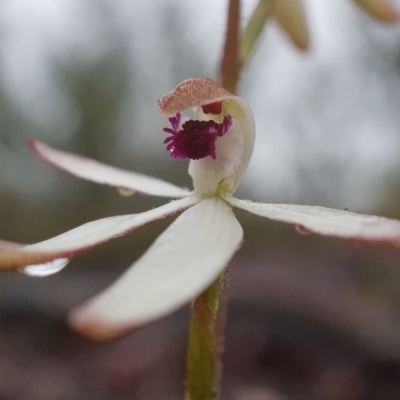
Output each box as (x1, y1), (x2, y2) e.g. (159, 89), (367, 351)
(1, 0), (400, 398)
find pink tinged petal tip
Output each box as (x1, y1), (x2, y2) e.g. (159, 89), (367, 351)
(28, 139), (190, 198)
(69, 198), (243, 340)
(0, 241), (59, 271)
(0, 197), (197, 270)
(163, 114), (233, 160)
(228, 197), (400, 246)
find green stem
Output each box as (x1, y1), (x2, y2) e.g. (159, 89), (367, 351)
(185, 1), (272, 398)
(220, 0), (275, 93)
(185, 272), (228, 400)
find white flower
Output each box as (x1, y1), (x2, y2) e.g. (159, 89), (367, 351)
(2, 78), (400, 340)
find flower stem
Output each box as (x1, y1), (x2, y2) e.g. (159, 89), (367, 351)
(220, 0), (241, 94)
(185, 271), (228, 400)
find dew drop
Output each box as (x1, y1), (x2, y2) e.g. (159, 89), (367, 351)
(294, 224), (312, 235)
(19, 258), (70, 277)
(117, 187), (135, 197)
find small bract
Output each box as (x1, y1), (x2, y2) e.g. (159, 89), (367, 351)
(269, 0), (398, 50)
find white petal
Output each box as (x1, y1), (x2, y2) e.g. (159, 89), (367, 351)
(228, 197), (400, 245)
(189, 117), (243, 196)
(0, 197), (197, 270)
(70, 198), (243, 340)
(29, 139), (190, 198)
(189, 99), (255, 197)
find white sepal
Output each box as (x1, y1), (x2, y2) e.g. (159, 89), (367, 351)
(30, 139), (190, 198)
(228, 197), (400, 245)
(0, 197), (197, 270)
(70, 198), (243, 340)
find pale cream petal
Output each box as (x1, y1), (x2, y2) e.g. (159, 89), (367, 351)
(354, 0), (399, 22)
(0, 197), (197, 270)
(70, 198), (243, 340)
(228, 197), (400, 246)
(275, 0), (309, 50)
(189, 118), (243, 196)
(29, 139), (190, 198)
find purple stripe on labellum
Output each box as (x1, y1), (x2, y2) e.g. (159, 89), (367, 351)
(163, 114), (233, 160)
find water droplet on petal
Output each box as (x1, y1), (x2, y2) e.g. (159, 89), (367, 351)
(294, 224), (312, 235)
(19, 258), (70, 277)
(117, 187), (135, 197)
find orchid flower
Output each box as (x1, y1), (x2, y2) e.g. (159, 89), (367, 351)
(2, 78), (400, 341)
(268, 0), (398, 49)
